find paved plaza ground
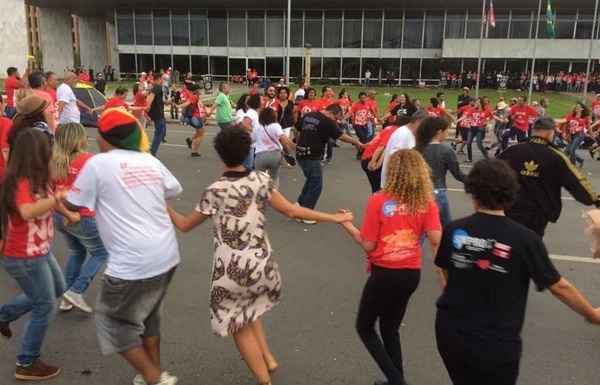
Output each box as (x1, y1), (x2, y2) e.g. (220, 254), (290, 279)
(2, 122), (600, 385)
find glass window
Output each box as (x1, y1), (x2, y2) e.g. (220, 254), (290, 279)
(363, 11), (382, 48)
(484, 59), (505, 73)
(210, 56), (227, 75)
(155, 54), (171, 70)
(208, 10), (227, 46)
(381, 59), (400, 81)
(153, 10), (170, 46)
(403, 11), (423, 48)
(304, 11), (322, 48)
(291, 11), (303, 47)
(507, 59), (528, 74)
(190, 10), (208, 46)
(117, 10), (134, 45)
(343, 11), (362, 48)
(266, 57), (284, 77)
(172, 10), (189, 46)
(135, 9), (152, 45)
(463, 59), (478, 72)
(310, 57), (322, 78)
(290, 57), (303, 81)
(324, 11), (342, 48)
(342, 57), (360, 79)
(248, 11), (265, 47)
(229, 58), (245, 77)
(487, 10), (509, 38)
(445, 12), (465, 39)
(137, 54), (153, 72)
(401, 58), (420, 80)
(228, 11), (246, 47)
(510, 10), (532, 39)
(383, 10), (402, 49)
(322, 57), (341, 79)
(555, 11), (576, 39)
(424, 11), (443, 48)
(173, 55), (190, 73)
(576, 13), (594, 39)
(466, 9), (483, 39)
(549, 61), (570, 73)
(267, 11), (284, 47)
(191, 55), (208, 74)
(572, 61), (587, 73)
(248, 58), (265, 76)
(362, 58), (382, 81)
(441, 59), (461, 73)
(119, 53), (136, 74)
(421, 59), (441, 79)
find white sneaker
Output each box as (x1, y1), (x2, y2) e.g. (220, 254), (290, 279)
(133, 372), (177, 385)
(59, 298), (73, 312)
(302, 219), (317, 225)
(63, 290), (92, 313)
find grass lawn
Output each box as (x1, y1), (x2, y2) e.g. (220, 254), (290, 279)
(103, 81), (582, 118)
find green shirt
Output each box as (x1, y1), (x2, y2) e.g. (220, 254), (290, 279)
(215, 92), (233, 123)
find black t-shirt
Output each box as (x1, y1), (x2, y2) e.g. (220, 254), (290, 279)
(296, 112), (343, 160)
(435, 212), (561, 341)
(148, 84), (165, 121)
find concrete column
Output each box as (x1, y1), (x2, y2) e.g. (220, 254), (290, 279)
(0, 0), (28, 76)
(38, 7), (74, 73)
(78, 15), (109, 74)
(105, 19), (120, 77)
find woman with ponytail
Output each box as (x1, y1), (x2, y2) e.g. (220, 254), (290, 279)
(415, 117), (466, 226)
(52, 123), (108, 313)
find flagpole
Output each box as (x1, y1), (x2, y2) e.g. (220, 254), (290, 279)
(583, 0), (600, 102)
(285, 0), (291, 85)
(475, 0), (487, 99)
(528, 0), (543, 104)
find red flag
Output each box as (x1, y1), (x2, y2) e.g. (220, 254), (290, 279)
(488, 0), (496, 28)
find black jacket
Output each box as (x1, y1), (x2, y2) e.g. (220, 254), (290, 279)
(499, 136), (600, 223)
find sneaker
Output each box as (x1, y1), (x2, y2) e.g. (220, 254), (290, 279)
(15, 359), (61, 381)
(185, 138), (192, 149)
(133, 372), (177, 385)
(63, 290), (92, 313)
(302, 219), (317, 225)
(59, 299), (73, 312)
(0, 321), (12, 339)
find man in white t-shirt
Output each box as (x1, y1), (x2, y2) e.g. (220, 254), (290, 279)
(57, 71), (91, 124)
(381, 110), (427, 188)
(65, 109), (180, 385)
(294, 79), (306, 101)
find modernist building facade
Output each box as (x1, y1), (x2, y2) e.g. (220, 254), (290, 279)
(1, 0), (599, 83)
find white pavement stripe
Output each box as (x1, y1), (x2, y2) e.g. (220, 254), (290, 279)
(549, 254), (600, 264)
(445, 187), (575, 201)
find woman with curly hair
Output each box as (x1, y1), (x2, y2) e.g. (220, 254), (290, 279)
(340, 149), (442, 385)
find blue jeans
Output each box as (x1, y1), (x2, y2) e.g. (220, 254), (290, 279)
(4, 106), (16, 119)
(0, 254), (66, 365)
(501, 126), (528, 150)
(150, 118), (167, 155)
(434, 189), (452, 227)
(54, 214), (108, 294)
(297, 159), (323, 209)
(243, 147), (255, 171)
(466, 127), (488, 161)
(566, 132), (585, 165)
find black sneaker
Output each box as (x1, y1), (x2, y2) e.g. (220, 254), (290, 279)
(0, 321), (11, 339)
(185, 138), (192, 149)
(191, 152), (201, 158)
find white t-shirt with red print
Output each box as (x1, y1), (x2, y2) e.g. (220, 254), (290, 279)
(4, 179), (54, 258)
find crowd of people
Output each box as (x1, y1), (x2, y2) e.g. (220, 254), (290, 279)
(3, 64), (600, 385)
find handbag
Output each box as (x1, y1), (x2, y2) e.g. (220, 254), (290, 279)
(262, 123), (296, 166)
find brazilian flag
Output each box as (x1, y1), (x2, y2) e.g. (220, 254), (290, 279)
(546, 0), (557, 38)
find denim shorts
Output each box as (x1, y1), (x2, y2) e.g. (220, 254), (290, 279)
(95, 267), (176, 355)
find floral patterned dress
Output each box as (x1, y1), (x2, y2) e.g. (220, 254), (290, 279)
(197, 170), (282, 337)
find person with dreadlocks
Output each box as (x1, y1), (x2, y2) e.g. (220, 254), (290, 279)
(64, 109), (182, 385)
(51, 123), (109, 314)
(339, 149), (442, 385)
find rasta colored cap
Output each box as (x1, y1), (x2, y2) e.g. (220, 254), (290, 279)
(98, 108), (149, 152)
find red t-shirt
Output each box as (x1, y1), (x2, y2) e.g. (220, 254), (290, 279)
(361, 192), (441, 269)
(367, 99), (379, 115)
(361, 125), (398, 160)
(468, 109), (492, 127)
(104, 97), (128, 110)
(78, 73), (91, 82)
(4, 179), (54, 258)
(264, 98), (281, 113)
(427, 106), (446, 118)
(297, 99), (320, 117)
(44, 87), (57, 105)
(318, 97), (335, 110)
(592, 101), (600, 118)
(187, 94), (206, 118)
(133, 91), (147, 107)
(336, 97), (352, 114)
(4, 76), (24, 108)
(351, 102), (374, 126)
(565, 114), (590, 134)
(0, 117), (11, 180)
(55, 152), (95, 217)
(510, 105), (538, 131)
(458, 106), (474, 128)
